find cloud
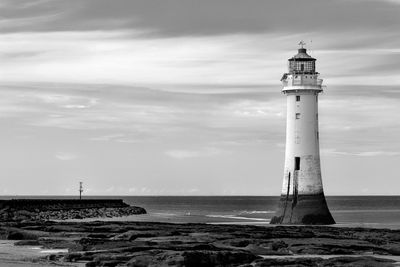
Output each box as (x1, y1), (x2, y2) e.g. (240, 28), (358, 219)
(91, 134), (141, 143)
(1, 31), (284, 85)
(188, 188), (199, 193)
(356, 151), (400, 157)
(2, 0), (400, 38)
(90, 134), (125, 142)
(0, 51), (45, 59)
(229, 100), (284, 118)
(128, 187), (136, 193)
(3, 81), (399, 154)
(321, 149), (400, 157)
(165, 147), (223, 159)
(2, 30), (400, 87)
(55, 152), (78, 161)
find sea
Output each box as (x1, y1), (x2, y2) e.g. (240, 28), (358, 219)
(2, 195), (400, 229)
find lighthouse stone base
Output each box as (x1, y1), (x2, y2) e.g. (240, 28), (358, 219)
(270, 193), (335, 225)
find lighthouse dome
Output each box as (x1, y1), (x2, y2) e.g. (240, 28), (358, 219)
(289, 48), (315, 60)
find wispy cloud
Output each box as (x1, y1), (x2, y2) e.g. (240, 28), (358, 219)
(322, 149), (400, 157)
(165, 147), (224, 159)
(2, 29), (400, 86)
(55, 152), (78, 161)
(90, 134), (126, 142)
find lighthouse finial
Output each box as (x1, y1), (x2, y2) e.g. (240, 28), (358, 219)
(298, 40), (306, 49)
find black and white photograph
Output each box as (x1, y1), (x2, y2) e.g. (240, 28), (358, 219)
(1, 0), (400, 266)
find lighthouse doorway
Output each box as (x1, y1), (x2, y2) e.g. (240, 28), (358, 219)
(295, 157), (300, 171)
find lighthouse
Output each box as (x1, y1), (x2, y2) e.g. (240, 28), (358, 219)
(270, 42), (335, 225)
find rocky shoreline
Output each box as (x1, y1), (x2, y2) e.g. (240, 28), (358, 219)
(1, 221), (400, 266)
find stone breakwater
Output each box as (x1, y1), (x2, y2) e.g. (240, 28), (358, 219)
(0, 199), (146, 221)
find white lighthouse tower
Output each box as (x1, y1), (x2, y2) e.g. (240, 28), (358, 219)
(271, 42), (335, 225)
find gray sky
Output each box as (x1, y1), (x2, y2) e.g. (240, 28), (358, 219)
(1, 0), (400, 195)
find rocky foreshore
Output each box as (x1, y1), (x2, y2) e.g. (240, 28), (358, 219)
(1, 221), (400, 266)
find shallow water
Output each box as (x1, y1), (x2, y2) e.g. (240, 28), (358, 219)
(0, 240), (82, 266)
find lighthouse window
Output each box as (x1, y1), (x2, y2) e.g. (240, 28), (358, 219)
(295, 113), (300, 119)
(295, 157), (300, 171)
(296, 96), (300, 101)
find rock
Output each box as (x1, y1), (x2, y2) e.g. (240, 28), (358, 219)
(271, 240), (288, 251)
(182, 250), (260, 266)
(6, 229), (45, 240)
(126, 250), (185, 267)
(14, 240), (41, 246)
(6, 231), (25, 240)
(323, 256), (395, 266)
(254, 257), (322, 267)
(127, 255), (157, 267)
(254, 256), (396, 267)
(229, 239), (250, 247)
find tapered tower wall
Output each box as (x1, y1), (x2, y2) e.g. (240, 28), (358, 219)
(271, 46), (335, 225)
(281, 91), (323, 196)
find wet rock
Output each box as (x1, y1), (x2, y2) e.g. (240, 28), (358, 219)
(324, 256), (395, 266)
(6, 231), (25, 240)
(182, 250), (260, 266)
(126, 250), (185, 267)
(244, 244), (278, 255)
(14, 239), (41, 246)
(6, 228), (47, 240)
(271, 240), (288, 251)
(229, 239), (250, 247)
(254, 256), (396, 267)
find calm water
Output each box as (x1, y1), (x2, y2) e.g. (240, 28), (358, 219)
(2, 196), (400, 229)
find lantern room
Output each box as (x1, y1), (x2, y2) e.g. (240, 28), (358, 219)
(281, 42), (324, 91)
(288, 48), (316, 74)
